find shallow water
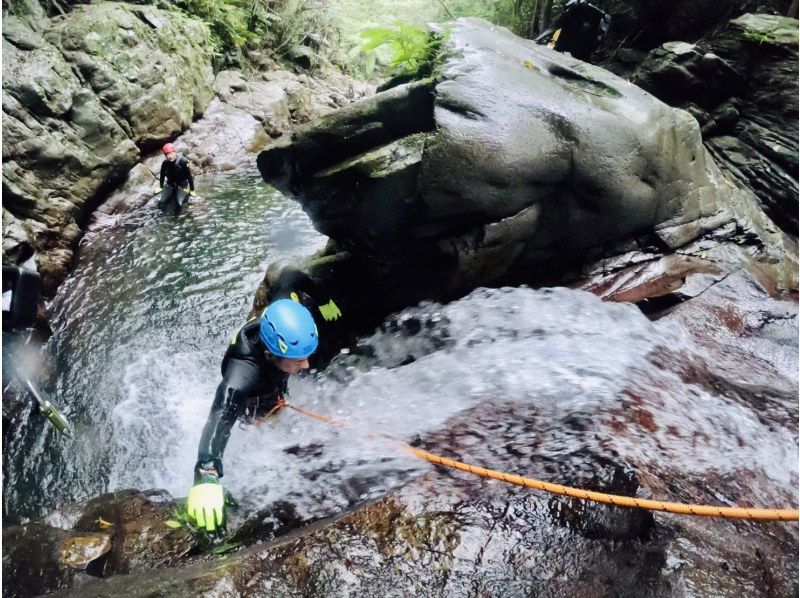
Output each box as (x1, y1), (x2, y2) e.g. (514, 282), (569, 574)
(4, 174), (797, 528)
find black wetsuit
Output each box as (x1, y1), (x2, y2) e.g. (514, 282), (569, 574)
(158, 155), (194, 215)
(536, 0), (610, 62)
(194, 269), (344, 481)
(195, 318), (288, 480)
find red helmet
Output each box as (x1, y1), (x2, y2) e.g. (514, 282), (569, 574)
(162, 143), (176, 155)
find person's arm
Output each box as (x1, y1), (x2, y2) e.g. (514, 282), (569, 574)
(184, 160), (194, 192)
(195, 359), (259, 480)
(274, 268), (342, 322)
(159, 160), (167, 188)
(535, 16), (562, 44)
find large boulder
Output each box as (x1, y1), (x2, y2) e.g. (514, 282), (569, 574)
(2, 3), (215, 293)
(256, 18), (796, 332)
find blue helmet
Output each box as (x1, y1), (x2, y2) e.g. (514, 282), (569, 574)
(259, 299), (319, 359)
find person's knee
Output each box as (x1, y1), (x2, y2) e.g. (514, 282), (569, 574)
(159, 187), (174, 209)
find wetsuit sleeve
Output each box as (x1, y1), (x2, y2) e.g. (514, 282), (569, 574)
(195, 359), (261, 480)
(183, 160), (194, 191)
(159, 160), (167, 188)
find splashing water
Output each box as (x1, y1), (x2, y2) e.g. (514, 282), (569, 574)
(113, 286), (798, 521)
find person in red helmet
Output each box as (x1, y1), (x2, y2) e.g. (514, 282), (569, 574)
(154, 142), (194, 215)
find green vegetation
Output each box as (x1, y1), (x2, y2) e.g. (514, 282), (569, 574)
(355, 22), (448, 77)
(331, 0), (569, 78)
(171, 0), (335, 69)
(173, 0), (252, 54)
(168, 0), (571, 75)
(742, 29), (777, 44)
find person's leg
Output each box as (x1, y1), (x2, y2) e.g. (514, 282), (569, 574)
(159, 185), (175, 211)
(174, 187), (188, 215)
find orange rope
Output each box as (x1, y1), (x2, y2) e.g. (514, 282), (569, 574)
(256, 396), (289, 423)
(277, 401), (799, 522)
(398, 445), (799, 521)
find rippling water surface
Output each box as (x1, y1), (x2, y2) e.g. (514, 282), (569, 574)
(5, 174), (797, 526)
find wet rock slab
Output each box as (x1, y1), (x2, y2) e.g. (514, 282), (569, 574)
(43, 398), (798, 597)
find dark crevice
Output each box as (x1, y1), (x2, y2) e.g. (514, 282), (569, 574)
(435, 96), (486, 120)
(635, 293), (686, 319)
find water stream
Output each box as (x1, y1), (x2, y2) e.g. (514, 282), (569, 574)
(4, 173), (797, 529)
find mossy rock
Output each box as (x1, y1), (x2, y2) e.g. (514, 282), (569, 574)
(731, 13), (799, 47)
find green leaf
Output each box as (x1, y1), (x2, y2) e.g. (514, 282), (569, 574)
(361, 27), (394, 41)
(165, 520), (182, 529)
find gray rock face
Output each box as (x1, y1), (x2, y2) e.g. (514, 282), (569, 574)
(48, 4), (214, 145)
(633, 14), (799, 236)
(2, 3), (215, 293)
(88, 68), (374, 227)
(257, 18), (796, 328)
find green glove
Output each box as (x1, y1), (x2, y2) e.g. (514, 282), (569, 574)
(187, 474), (225, 532)
(183, 188), (194, 196)
(153, 187), (163, 195)
(318, 299), (342, 322)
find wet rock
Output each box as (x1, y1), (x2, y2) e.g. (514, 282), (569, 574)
(2, 489), (195, 596)
(632, 42), (740, 110)
(3, 15), (44, 50)
(213, 70), (249, 98)
(50, 395), (797, 597)
(89, 163), (159, 227)
(226, 500), (306, 546)
(633, 14), (798, 235)
(49, 4), (214, 145)
(256, 18), (796, 337)
(3, 522), (80, 597)
(575, 209), (797, 320)
(549, 460), (655, 541)
(59, 534), (112, 569)
(662, 268), (798, 390)
(222, 80), (290, 136)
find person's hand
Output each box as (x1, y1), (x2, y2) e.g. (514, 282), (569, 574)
(183, 188), (195, 196)
(318, 299), (342, 322)
(187, 473), (225, 532)
(153, 187), (162, 195)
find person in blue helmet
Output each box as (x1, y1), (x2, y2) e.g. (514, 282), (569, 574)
(187, 298), (319, 532)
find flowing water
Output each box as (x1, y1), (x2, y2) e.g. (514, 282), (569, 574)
(4, 173), (798, 530)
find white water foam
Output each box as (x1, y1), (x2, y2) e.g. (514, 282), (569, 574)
(108, 286), (798, 518)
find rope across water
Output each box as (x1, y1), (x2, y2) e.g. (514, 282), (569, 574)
(276, 400), (799, 522)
